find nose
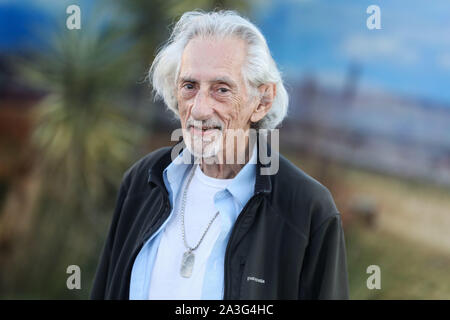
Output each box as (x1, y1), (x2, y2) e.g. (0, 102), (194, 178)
(191, 88), (214, 120)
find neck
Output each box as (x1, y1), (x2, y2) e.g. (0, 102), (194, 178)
(200, 161), (245, 179)
(199, 139), (253, 179)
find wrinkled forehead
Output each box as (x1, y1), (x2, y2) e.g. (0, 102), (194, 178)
(178, 36), (248, 84)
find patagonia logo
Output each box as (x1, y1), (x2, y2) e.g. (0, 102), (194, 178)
(246, 276), (265, 284)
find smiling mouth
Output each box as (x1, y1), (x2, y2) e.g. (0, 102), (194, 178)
(189, 125), (222, 136)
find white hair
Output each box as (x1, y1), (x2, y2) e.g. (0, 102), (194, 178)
(149, 10), (289, 130)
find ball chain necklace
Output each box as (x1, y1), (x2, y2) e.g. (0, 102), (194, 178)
(180, 164), (220, 278)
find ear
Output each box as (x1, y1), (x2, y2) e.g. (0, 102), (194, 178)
(250, 83), (277, 124)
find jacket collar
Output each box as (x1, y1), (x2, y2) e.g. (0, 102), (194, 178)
(148, 132), (273, 195)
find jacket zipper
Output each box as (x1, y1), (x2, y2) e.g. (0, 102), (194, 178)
(223, 192), (263, 300)
(141, 193), (171, 246)
(238, 257), (246, 298)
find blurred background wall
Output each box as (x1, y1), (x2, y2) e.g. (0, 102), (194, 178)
(0, 0), (449, 299)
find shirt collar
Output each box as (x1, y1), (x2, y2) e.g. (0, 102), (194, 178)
(162, 141), (257, 208)
(224, 141), (257, 207)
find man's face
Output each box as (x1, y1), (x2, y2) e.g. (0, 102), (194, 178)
(176, 36), (256, 161)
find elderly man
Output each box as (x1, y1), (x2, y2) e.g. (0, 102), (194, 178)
(91, 10), (349, 300)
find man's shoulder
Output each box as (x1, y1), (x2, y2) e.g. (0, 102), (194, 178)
(121, 146), (173, 188)
(271, 153), (340, 237)
(276, 153), (335, 204)
(126, 146), (171, 175)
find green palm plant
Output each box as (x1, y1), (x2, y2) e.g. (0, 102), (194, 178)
(28, 20), (145, 204)
(5, 15), (145, 298)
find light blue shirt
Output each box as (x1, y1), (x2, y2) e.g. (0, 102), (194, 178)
(129, 143), (257, 299)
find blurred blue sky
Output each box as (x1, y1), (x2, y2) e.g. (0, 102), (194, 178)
(253, 0), (450, 104)
(1, 0), (449, 104)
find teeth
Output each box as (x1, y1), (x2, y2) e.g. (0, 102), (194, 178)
(190, 126), (220, 131)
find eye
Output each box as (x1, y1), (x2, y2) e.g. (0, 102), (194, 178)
(217, 87), (230, 94)
(183, 83), (194, 90)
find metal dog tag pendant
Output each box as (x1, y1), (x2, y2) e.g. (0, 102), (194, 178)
(180, 250), (195, 278)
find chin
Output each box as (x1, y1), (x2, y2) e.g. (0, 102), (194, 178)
(183, 131), (223, 160)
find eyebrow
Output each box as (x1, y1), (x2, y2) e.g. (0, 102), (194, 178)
(211, 76), (237, 88)
(179, 75), (238, 88)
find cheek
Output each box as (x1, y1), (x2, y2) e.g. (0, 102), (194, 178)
(225, 95), (250, 128)
(177, 101), (190, 126)
(218, 103), (238, 129)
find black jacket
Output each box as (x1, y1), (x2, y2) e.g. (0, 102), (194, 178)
(91, 136), (349, 300)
